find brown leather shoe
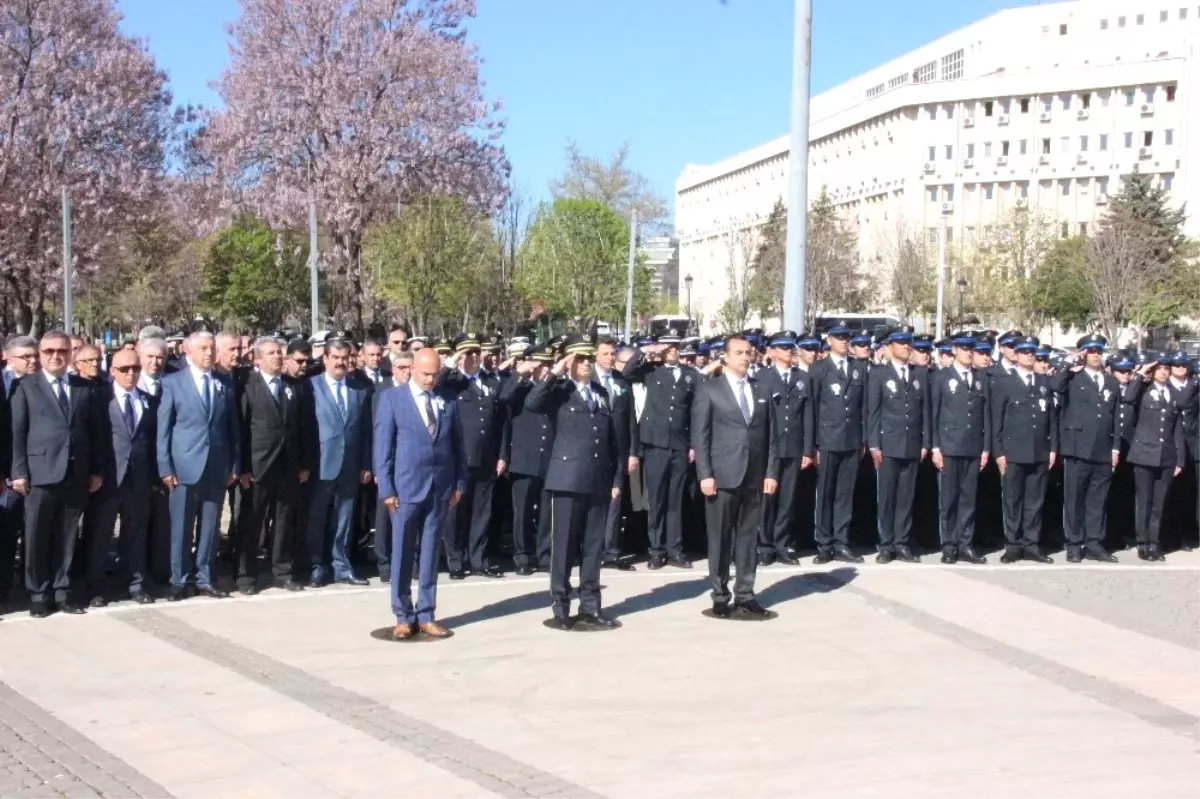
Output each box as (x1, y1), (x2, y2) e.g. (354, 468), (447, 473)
(392, 623), (417, 640)
(418, 621), (451, 638)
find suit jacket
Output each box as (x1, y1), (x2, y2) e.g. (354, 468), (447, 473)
(621, 352), (698, 452)
(592, 367), (639, 466)
(308, 374), (372, 482)
(808, 356), (867, 452)
(1051, 368), (1122, 461)
(756, 366), (814, 459)
(929, 365), (990, 457)
(525, 376), (622, 497)
(240, 371), (314, 483)
(1127, 380), (1190, 469)
(439, 369), (510, 470)
(866, 362), (930, 458)
(157, 368), (242, 485)
(989, 368), (1058, 464)
(99, 386), (158, 491)
(498, 374), (554, 479)
(373, 384), (467, 504)
(691, 372), (779, 492)
(11, 372), (104, 486)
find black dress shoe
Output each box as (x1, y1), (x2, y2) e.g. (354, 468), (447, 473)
(1147, 544), (1165, 562)
(196, 586), (230, 599)
(1024, 548), (1053, 564)
(875, 550), (894, 564)
(481, 566), (504, 578)
(776, 553), (801, 566)
(1000, 551), (1022, 564)
(166, 588), (186, 602)
(646, 557), (665, 571)
(336, 575), (369, 586)
(959, 546), (986, 564)
(60, 603), (86, 615)
(601, 560), (635, 571)
(448, 569), (466, 580)
(1066, 549), (1082, 563)
(515, 565), (535, 576)
(711, 602), (732, 618)
(579, 612), (618, 628)
(757, 552), (776, 567)
(665, 556), (693, 569)
(308, 578), (325, 589)
(88, 596), (108, 608)
(833, 545), (864, 563)
(239, 584), (260, 596)
(734, 599), (770, 617)
(1084, 547), (1118, 563)
(893, 546), (918, 563)
(29, 603), (51, 618)
(940, 548), (958, 564)
(1137, 545), (1150, 561)
(551, 615), (573, 630)
(378, 572), (391, 583)
(130, 591), (155, 605)
(275, 579), (304, 592)
(812, 551), (833, 565)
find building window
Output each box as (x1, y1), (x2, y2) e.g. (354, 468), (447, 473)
(1136, 13), (1144, 24)
(1144, 130), (1154, 146)
(1080, 135), (1089, 152)
(1059, 23), (1068, 34)
(1145, 87), (1156, 102)
(1019, 182), (1029, 199)
(1060, 180), (1070, 196)
(940, 49), (964, 80)
(1182, 8), (1190, 19)
(1081, 92), (1091, 109)
(984, 141), (993, 157)
(1100, 18), (1108, 29)
(1163, 173), (1175, 190)
(927, 145), (937, 161)
(914, 60), (937, 84)
(1061, 221), (1070, 238)
(1099, 133), (1108, 151)
(984, 100), (994, 116)
(1124, 132), (1134, 148)
(944, 185), (955, 202)
(1001, 140), (1010, 156)
(1166, 129), (1175, 145)
(984, 184), (994, 200)
(926, 105), (937, 120)
(945, 227), (955, 243)
(866, 83), (885, 99)
(1019, 139), (1028, 155)
(967, 143), (975, 158)
(1079, 177), (1091, 192)
(1162, 10), (1169, 21)
(1019, 97), (1031, 113)
(1078, 223), (1088, 236)
(1167, 84), (1177, 101)
(1118, 16), (1126, 27)
(945, 144), (953, 160)
(1062, 94), (1071, 110)
(928, 228), (939, 245)
(1042, 96), (1053, 112)
(1041, 138), (1051, 154)
(1101, 90), (1111, 108)
(1124, 89), (1136, 105)
(1098, 177), (1110, 195)
(928, 186), (938, 202)
(945, 104), (955, 119)
(1001, 99), (1011, 114)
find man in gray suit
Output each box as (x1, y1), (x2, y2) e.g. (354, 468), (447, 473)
(11, 331), (105, 617)
(306, 338), (373, 587)
(0, 334), (39, 600)
(157, 331), (241, 601)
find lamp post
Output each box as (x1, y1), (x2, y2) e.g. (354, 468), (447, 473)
(684, 273), (693, 335)
(956, 277), (969, 328)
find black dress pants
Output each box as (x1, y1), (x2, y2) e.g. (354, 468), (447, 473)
(705, 487), (761, 605)
(238, 475), (301, 587)
(938, 455), (980, 548)
(24, 479), (87, 605)
(758, 457), (800, 557)
(1001, 461), (1048, 551)
(814, 449), (858, 552)
(643, 445), (688, 559)
(1133, 464), (1173, 546)
(1062, 457), (1112, 551)
(549, 491), (605, 616)
(876, 456), (919, 551)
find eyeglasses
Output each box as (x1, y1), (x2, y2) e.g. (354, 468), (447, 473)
(76, 358), (101, 365)
(41, 348), (68, 356)
(9, 353), (37, 361)
(114, 365), (142, 374)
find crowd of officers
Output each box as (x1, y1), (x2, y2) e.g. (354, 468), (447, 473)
(2, 318), (1198, 619)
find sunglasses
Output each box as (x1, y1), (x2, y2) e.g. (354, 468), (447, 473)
(41, 348), (68, 356)
(114, 365), (143, 374)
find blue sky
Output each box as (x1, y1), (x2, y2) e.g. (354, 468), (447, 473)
(118, 0), (1022, 210)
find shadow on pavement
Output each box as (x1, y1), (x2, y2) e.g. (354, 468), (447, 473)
(438, 590), (548, 629)
(756, 567), (858, 609)
(605, 578), (710, 618)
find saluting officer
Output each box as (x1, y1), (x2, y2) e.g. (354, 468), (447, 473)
(525, 335), (622, 630)
(440, 333), (510, 579)
(498, 345), (556, 576)
(929, 333), (989, 563)
(866, 327), (928, 563)
(755, 331), (813, 566)
(592, 337), (639, 570)
(990, 335), (1058, 564)
(621, 328), (697, 570)
(809, 321), (866, 564)
(1052, 334), (1122, 563)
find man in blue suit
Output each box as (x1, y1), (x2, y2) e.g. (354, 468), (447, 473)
(306, 337), (373, 586)
(157, 331), (241, 601)
(375, 347), (466, 639)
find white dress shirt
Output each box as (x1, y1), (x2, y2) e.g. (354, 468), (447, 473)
(43, 370), (70, 409)
(892, 361), (910, 384)
(113, 384), (144, 426)
(409, 381), (434, 429)
(138, 373), (162, 397)
(724, 370), (753, 420)
(188, 364), (213, 405)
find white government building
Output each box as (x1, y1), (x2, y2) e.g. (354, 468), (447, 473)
(675, 0), (1200, 333)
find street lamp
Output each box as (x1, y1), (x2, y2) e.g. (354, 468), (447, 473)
(684, 273), (693, 334)
(956, 277), (969, 328)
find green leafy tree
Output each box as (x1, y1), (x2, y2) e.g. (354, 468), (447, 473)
(549, 141), (668, 228)
(202, 217), (309, 330)
(1027, 235), (1093, 332)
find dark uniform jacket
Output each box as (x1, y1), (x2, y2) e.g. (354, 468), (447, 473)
(621, 352), (697, 453)
(866, 361), (929, 458)
(756, 365), (814, 459)
(591, 367), (639, 466)
(691, 372), (779, 490)
(1127, 380), (1191, 469)
(1050, 368), (1122, 462)
(808, 355), (866, 452)
(439, 369), (510, 470)
(525, 376), (621, 497)
(989, 368), (1058, 464)
(1175, 377), (1199, 463)
(498, 374), (553, 479)
(929, 364), (989, 457)
(1116, 378), (1139, 450)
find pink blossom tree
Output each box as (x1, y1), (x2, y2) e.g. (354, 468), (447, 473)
(204, 0), (509, 328)
(0, 0), (173, 333)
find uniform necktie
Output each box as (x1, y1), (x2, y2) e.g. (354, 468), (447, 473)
(583, 384), (596, 411)
(200, 374), (211, 417)
(1027, 373), (1034, 390)
(963, 370), (972, 390)
(55, 378), (70, 417)
(422, 392), (436, 438)
(1095, 373), (1103, 392)
(738, 379), (751, 422)
(122, 393), (137, 434)
(668, 365), (680, 383)
(838, 360), (847, 379)
(334, 381), (347, 420)
(900, 366), (908, 385)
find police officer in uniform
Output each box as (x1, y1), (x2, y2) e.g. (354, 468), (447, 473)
(990, 335), (1057, 563)
(592, 337), (638, 570)
(525, 335), (622, 629)
(929, 333), (989, 563)
(755, 331), (813, 566)
(1106, 352), (1139, 551)
(809, 321), (866, 564)
(866, 327), (929, 563)
(498, 345), (555, 575)
(1052, 334), (1121, 563)
(622, 328), (697, 569)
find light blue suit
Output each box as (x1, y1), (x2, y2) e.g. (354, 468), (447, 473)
(306, 374), (372, 582)
(157, 368), (241, 589)
(374, 384), (466, 624)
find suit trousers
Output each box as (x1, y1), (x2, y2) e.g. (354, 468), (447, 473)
(814, 449), (859, 551)
(169, 468), (227, 589)
(446, 468), (495, 572)
(238, 475), (301, 587)
(24, 479), (87, 604)
(939, 456), (980, 548)
(0, 488), (24, 595)
(146, 485), (171, 584)
(373, 494), (392, 571)
(1062, 457), (1112, 551)
(390, 493), (445, 624)
(511, 474), (550, 569)
(307, 476), (359, 582)
(1133, 464), (1173, 546)
(1001, 461), (1048, 551)
(601, 491), (624, 562)
(759, 456), (800, 556)
(84, 477), (151, 597)
(876, 456), (919, 551)
(643, 445), (688, 559)
(1106, 458), (1135, 550)
(705, 487), (761, 605)
(549, 491), (606, 616)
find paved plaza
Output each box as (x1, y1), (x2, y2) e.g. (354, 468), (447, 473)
(0, 552), (1197, 798)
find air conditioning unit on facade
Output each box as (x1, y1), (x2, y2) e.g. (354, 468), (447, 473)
(964, 117), (976, 128)
(1096, 194), (1109, 205)
(998, 114), (1010, 125)
(963, 158), (974, 168)
(1141, 103), (1155, 116)
(997, 156), (1008, 166)
(1139, 146), (1153, 159)
(1040, 111), (1052, 122)
(1039, 153), (1052, 164)
(941, 201), (955, 213)
(924, 162), (936, 173)
(1015, 198), (1029, 208)
(1077, 153), (1089, 164)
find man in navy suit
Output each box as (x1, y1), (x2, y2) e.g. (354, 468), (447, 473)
(375, 347), (466, 639)
(157, 331), (242, 601)
(306, 337), (373, 587)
